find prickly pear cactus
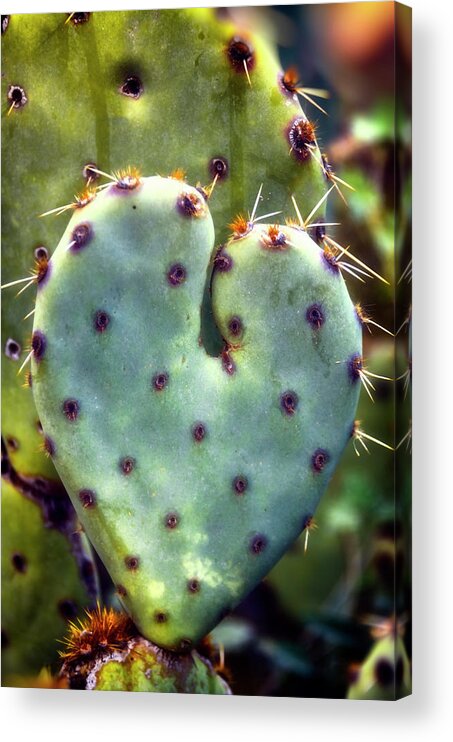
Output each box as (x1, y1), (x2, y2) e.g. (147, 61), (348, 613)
(59, 606), (230, 693)
(1, 460), (99, 682)
(1, 8), (326, 484)
(31, 174), (361, 651)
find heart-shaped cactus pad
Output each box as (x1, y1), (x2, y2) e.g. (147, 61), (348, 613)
(32, 176), (361, 651)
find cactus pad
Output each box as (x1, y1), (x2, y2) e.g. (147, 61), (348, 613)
(347, 636), (411, 701)
(31, 175), (361, 650)
(1, 469), (99, 681)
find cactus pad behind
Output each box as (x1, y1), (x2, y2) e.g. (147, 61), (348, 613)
(31, 176), (361, 651)
(2, 8), (325, 481)
(1, 475), (99, 681)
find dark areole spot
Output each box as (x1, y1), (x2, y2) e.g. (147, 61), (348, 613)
(288, 117), (316, 160)
(36, 255), (51, 287)
(165, 512), (179, 529)
(375, 658), (395, 687)
(34, 246), (49, 261)
(125, 556), (140, 571)
(227, 36), (255, 73)
(94, 310), (110, 333)
(43, 435), (56, 457)
(187, 579), (200, 594)
(58, 599), (78, 621)
(278, 68), (299, 97)
(115, 169), (141, 190)
(167, 263), (186, 286)
(280, 390), (298, 415)
(5, 338), (21, 361)
(177, 191), (205, 218)
(117, 584), (127, 597)
(348, 353), (363, 383)
(314, 223), (327, 245)
(152, 372), (169, 391)
(12, 553), (27, 573)
(67, 13), (91, 25)
(120, 75), (143, 99)
(306, 303), (325, 330)
(120, 456), (135, 475)
(2, 15), (10, 34)
(83, 162), (99, 181)
(6, 437), (19, 452)
(233, 475), (248, 495)
(32, 330), (46, 362)
(209, 156), (229, 181)
(7, 85), (27, 110)
(1, 630), (10, 649)
(228, 316), (242, 337)
(154, 611), (168, 624)
(192, 423), (206, 442)
(63, 399), (79, 421)
(70, 223), (92, 252)
(250, 534), (267, 555)
(311, 448), (329, 473)
(213, 247), (233, 273)
(78, 489), (96, 509)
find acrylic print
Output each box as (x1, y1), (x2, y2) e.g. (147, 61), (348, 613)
(1, 3), (412, 699)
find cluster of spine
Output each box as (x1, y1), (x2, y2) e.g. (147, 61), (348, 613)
(59, 604), (230, 693)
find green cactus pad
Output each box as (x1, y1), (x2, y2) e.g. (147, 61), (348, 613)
(2, 8), (325, 482)
(1, 472), (99, 682)
(347, 636), (411, 701)
(88, 643), (229, 694)
(31, 175), (361, 650)
(2, 329), (58, 481)
(60, 610), (230, 694)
